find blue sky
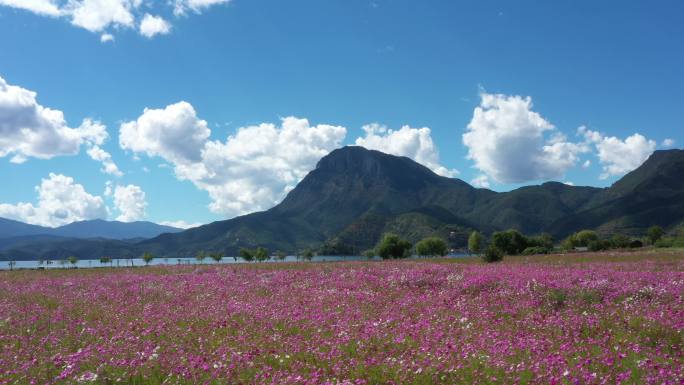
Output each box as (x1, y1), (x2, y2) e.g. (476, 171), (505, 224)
(0, 0), (682, 228)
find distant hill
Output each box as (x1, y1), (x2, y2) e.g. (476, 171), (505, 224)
(2, 147), (683, 260)
(50, 219), (182, 240)
(0, 219), (182, 257)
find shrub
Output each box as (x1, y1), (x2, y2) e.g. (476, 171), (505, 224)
(629, 239), (643, 248)
(362, 249), (376, 259)
(588, 239), (610, 252)
(655, 237), (674, 248)
(482, 245), (503, 263)
(609, 234), (631, 249)
(415, 237), (448, 257)
(375, 233), (412, 259)
(521, 246), (550, 255)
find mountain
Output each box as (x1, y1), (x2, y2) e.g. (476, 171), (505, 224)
(548, 149), (684, 236)
(50, 219), (182, 240)
(2, 147), (683, 260)
(0, 218), (52, 238)
(0, 219), (182, 258)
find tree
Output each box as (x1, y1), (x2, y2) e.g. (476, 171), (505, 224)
(375, 233), (412, 259)
(195, 251), (207, 264)
(239, 248), (254, 262)
(575, 230), (599, 247)
(482, 245), (503, 263)
(492, 229), (528, 255)
(67, 256), (78, 268)
(301, 248), (314, 261)
(254, 247), (269, 262)
(210, 252), (223, 264)
(647, 226), (664, 244)
(415, 237), (448, 258)
(362, 249), (376, 259)
(468, 231), (483, 255)
(142, 252), (154, 266)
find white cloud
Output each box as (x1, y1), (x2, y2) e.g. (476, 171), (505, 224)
(113, 184), (146, 222)
(1, 0), (230, 39)
(563, 181), (575, 186)
(662, 138), (675, 148)
(67, 0), (136, 33)
(160, 220), (202, 229)
(87, 145), (123, 176)
(355, 123), (457, 177)
(0, 76), (107, 163)
(120, 101), (210, 164)
(100, 33), (114, 42)
(119, 103), (347, 217)
(463, 92), (588, 184)
(582, 160), (591, 169)
(139, 13), (171, 38)
(579, 126), (656, 179)
(0, 173), (107, 227)
(470, 174), (490, 189)
(174, 0), (230, 16)
(0, 0), (61, 16)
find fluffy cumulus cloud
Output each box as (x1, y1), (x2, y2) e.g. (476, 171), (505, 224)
(355, 123), (457, 177)
(579, 126), (656, 179)
(119, 103), (346, 217)
(463, 92), (588, 184)
(662, 138), (675, 148)
(0, 173), (107, 227)
(120, 101), (210, 164)
(0, 0), (228, 40)
(139, 13), (171, 38)
(113, 184), (146, 222)
(0, 76), (108, 163)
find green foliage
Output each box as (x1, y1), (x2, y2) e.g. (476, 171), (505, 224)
(468, 231), (483, 255)
(375, 233), (412, 259)
(254, 247), (269, 262)
(301, 248), (314, 261)
(647, 226), (665, 244)
(588, 239), (611, 252)
(482, 245), (503, 263)
(491, 229), (528, 255)
(67, 255), (78, 266)
(239, 248), (255, 262)
(562, 229), (599, 250)
(521, 246), (550, 255)
(142, 252), (154, 265)
(575, 230), (599, 246)
(415, 237), (448, 257)
(99, 257), (112, 264)
(527, 233), (554, 249)
(195, 251), (207, 264)
(210, 253), (223, 263)
(609, 234), (631, 249)
(362, 249), (376, 259)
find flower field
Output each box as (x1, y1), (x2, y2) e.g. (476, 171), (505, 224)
(1, 254), (683, 384)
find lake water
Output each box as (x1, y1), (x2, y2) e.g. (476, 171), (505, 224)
(0, 253), (470, 270)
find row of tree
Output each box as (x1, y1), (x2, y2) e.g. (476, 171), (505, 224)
(466, 225), (676, 263)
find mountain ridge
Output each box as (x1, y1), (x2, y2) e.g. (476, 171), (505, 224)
(2, 147), (683, 260)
